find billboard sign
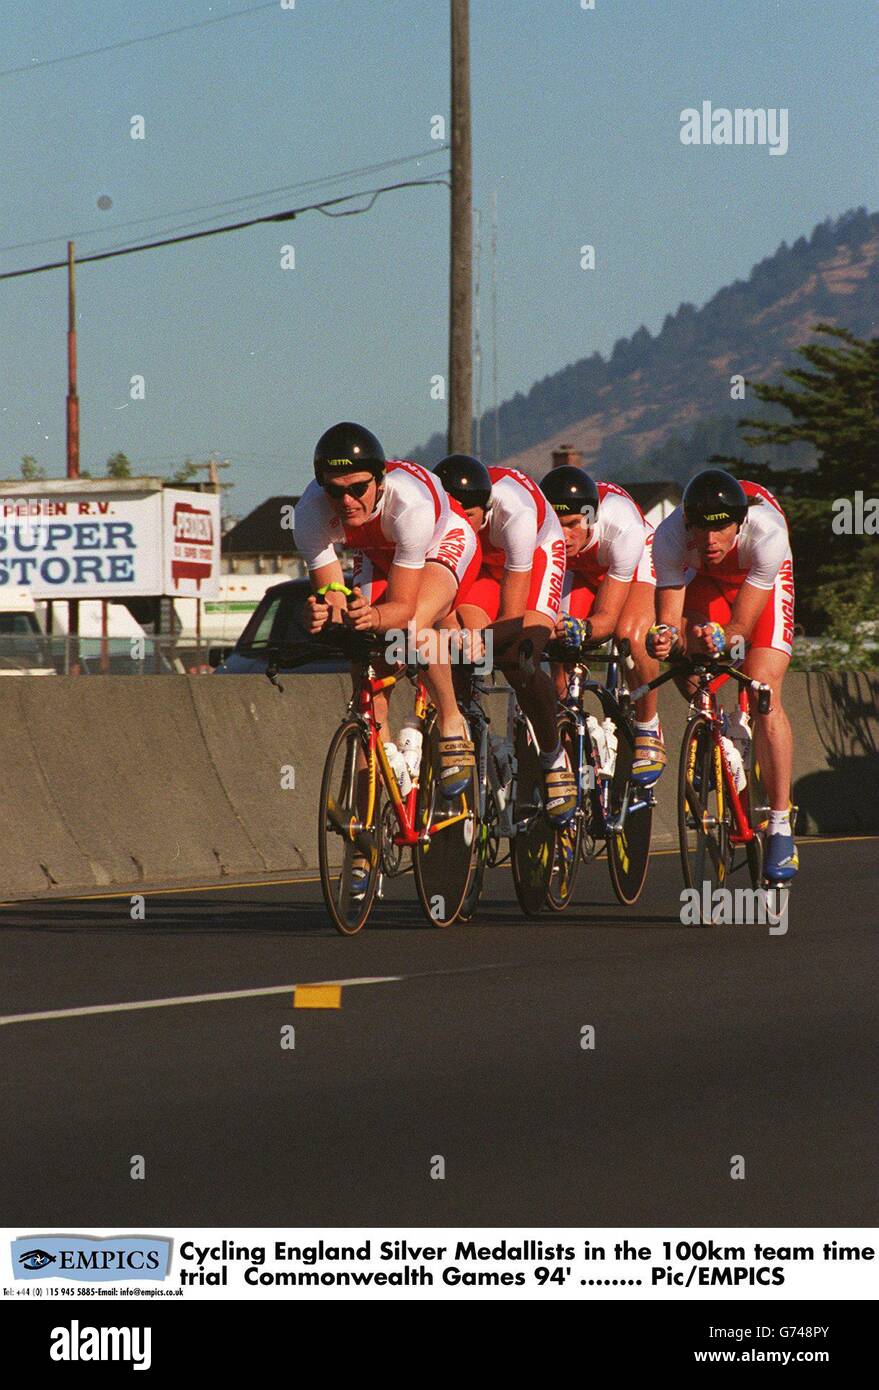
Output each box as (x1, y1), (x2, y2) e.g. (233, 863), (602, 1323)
(0, 491), (163, 597)
(162, 490), (220, 597)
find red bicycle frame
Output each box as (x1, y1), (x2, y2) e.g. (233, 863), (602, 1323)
(692, 683), (757, 849)
(357, 667), (470, 848)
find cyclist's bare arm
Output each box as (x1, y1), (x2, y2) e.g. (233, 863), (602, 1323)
(497, 568), (531, 622)
(726, 579), (777, 648)
(347, 562), (422, 634)
(575, 575), (629, 642)
(652, 585), (685, 652)
(306, 560), (348, 632)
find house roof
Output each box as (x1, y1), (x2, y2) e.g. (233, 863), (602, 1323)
(222, 495), (300, 554)
(625, 481), (681, 511)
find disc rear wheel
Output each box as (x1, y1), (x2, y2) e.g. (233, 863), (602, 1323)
(413, 715), (479, 926)
(511, 719), (556, 917)
(607, 718), (653, 907)
(546, 712), (583, 911)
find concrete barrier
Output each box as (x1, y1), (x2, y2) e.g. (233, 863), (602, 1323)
(0, 670), (875, 901)
(187, 670), (354, 871)
(16, 676), (263, 887)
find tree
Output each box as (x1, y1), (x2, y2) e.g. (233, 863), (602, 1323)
(169, 459), (199, 484)
(106, 451), (132, 478)
(21, 455), (45, 480)
(712, 324), (879, 640)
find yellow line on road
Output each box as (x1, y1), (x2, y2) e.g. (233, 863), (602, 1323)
(0, 834), (873, 908)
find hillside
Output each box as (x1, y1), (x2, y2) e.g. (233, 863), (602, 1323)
(410, 208), (879, 484)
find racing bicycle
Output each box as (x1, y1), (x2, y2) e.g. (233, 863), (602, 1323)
(544, 634), (656, 909)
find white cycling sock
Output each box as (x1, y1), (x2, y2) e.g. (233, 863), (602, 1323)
(539, 743), (567, 772)
(636, 716), (660, 735)
(767, 809), (791, 834)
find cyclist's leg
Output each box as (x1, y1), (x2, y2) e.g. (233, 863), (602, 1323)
(416, 523), (485, 796)
(744, 560), (797, 879)
(617, 578), (664, 783)
(497, 539), (574, 824)
(412, 560), (466, 736)
(414, 519), (482, 740)
(354, 555), (393, 740)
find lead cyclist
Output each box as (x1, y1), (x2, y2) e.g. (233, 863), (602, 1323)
(294, 422), (482, 804)
(649, 468), (798, 883)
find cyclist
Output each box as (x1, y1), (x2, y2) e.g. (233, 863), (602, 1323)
(650, 468), (797, 882)
(434, 454), (575, 827)
(295, 422), (481, 801)
(540, 467), (664, 785)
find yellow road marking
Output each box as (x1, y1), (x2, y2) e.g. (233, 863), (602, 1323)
(293, 984), (342, 1009)
(0, 834), (873, 908)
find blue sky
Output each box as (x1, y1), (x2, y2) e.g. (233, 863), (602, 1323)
(1, 0), (876, 515)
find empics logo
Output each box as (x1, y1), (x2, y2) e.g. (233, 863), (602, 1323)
(50, 1321), (151, 1372)
(18, 1248), (56, 1271)
(12, 1234), (171, 1282)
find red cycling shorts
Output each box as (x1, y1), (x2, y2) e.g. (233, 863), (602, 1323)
(457, 534), (567, 622)
(683, 557), (795, 656)
(352, 514), (482, 608)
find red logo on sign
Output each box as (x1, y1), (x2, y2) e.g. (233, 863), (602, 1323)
(171, 502), (214, 589)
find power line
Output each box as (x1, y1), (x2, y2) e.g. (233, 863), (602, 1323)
(0, 3), (278, 79)
(0, 177), (450, 280)
(0, 148), (449, 255)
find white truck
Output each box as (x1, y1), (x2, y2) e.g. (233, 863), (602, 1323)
(0, 588), (150, 673)
(172, 574), (286, 646)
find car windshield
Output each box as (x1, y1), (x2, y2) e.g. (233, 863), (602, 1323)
(237, 589), (310, 651)
(238, 596), (281, 649)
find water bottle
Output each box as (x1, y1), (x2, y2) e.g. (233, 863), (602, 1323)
(725, 706), (752, 771)
(490, 733), (515, 812)
(719, 734), (747, 792)
(586, 715), (609, 779)
(383, 741), (411, 796)
(601, 718), (618, 779)
(399, 716), (423, 784)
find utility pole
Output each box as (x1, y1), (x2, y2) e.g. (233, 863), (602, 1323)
(448, 0), (472, 454)
(66, 241), (79, 479)
(66, 240), (80, 670)
(491, 190), (499, 462)
(474, 207), (482, 456)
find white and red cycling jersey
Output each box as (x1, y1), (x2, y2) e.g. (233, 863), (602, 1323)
(653, 480), (795, 654)
(461, 466), (566, 621)
(563, 481), (655, 590)
(653, 480), (790, 589)
(294, 459), (480, 603)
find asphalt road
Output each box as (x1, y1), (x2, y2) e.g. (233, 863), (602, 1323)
(1, 837), (875, 1228)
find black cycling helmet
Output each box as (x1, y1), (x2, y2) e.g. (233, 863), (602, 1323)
(434, 453), (492, 510)
(682, 468), (749, 528)
(540, 464), (600, 519)
(313, 422), (386, 484)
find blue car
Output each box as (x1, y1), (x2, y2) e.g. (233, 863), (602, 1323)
(211, 577), (349, 675)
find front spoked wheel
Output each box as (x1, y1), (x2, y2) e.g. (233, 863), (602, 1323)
(606, 719), (653, 907)
(678, 714), (732, 923)
(511, 718), (556, 917)
(413, 715), (478, 927)
(318, 718), (382, 936)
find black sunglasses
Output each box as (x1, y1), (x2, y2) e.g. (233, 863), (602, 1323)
(322, 478), (374, 500)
